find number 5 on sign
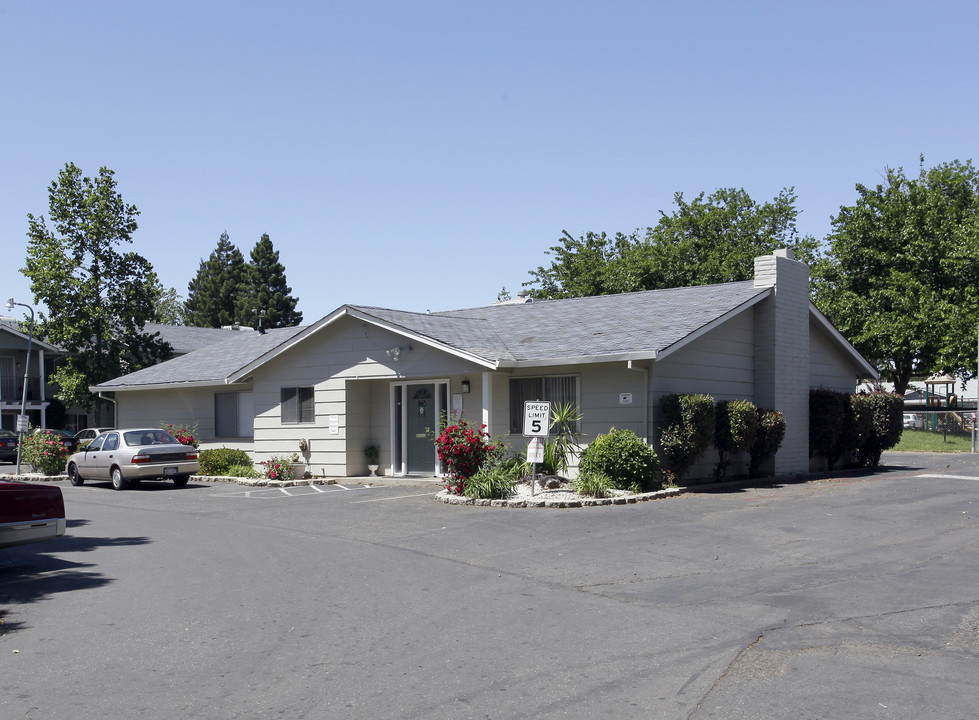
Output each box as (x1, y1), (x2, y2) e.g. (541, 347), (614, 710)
(523, 401), (551, 437)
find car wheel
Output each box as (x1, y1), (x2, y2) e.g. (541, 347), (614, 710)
(173, 474), (189, 488)
(111, 467), (128, 491)
(67, 463), (85, 486)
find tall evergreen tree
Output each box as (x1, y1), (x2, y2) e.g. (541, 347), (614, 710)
(235, 234), (303, 328)
(184, 232), (248, 327)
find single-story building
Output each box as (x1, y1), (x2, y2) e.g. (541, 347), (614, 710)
(93, 250), (877, 479)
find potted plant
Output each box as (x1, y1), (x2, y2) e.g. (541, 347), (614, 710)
(365, 444), (380, 476)
(288, 452), (305, 480)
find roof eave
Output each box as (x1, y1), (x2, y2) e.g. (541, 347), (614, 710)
(91, 378), (241, 393)
(496, 351), (659, 369)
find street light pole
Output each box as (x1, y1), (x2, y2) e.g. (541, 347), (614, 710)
(6, 298), (35, 475)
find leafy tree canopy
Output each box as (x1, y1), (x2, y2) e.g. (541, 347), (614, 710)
(147, 270), (186, 325)
(22, 162), (171, 409)
(527, 187), (818, 299)
(811, 157), (979, 395)
(234, 233), (303, 328)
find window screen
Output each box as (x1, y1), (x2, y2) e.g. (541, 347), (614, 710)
(281, 386), (314, 424)
(509, 375), (578, 433)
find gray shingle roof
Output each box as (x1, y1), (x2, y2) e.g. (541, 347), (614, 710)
(352, 281), (768, 363)
(94, 325), (306, 389)
(97, 281), (770, 389)
(144, 323), (248, 355)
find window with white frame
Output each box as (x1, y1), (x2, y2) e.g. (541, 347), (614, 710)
(215, 391), (255, 438)
(509, 375), (578, 434)
(280, 386), (314, 424)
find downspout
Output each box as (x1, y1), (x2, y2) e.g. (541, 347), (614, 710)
(98, 392), (117, 428)
(627, 360), (650, 442)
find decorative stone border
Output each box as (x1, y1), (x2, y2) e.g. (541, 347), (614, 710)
(434, 486), (681, 508)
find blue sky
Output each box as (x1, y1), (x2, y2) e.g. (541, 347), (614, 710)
(3, 0), (977, 321)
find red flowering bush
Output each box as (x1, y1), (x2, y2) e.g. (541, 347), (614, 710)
(21, 429), (73, 475)
(435, 416), (495, 494)
(161, 423), (199, 448)
(260, 456), (287, 481)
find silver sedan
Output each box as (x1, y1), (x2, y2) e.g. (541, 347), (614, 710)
(66, 428), (199, 490)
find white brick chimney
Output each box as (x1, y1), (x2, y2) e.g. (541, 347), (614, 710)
(753, 249), (810, 475)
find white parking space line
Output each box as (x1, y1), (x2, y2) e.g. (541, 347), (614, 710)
(916, 474), (979, 481)
(208, 483), (375, 499)
(348, 491), (438, 504)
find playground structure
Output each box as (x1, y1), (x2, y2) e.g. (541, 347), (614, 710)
(918, 373), (975, 437)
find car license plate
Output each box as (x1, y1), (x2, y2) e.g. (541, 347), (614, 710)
(164, 467), (177, 476)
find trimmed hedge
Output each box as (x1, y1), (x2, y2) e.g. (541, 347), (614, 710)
(714, 399), (759, 480)
(579, 428), (661, 492)
(198, 447), (254, 476)
(808, 389), (903, 468)
(659, 393), (715, 483)
(749, 409), (786, 478)
(851, 392), (904, 467)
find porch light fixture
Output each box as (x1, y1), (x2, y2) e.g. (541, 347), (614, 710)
(461, 380), (471, 394)
(5, 297), (35, 475)
(386, 345), (412, 361)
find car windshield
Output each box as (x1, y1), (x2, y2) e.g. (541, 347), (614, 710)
(124, 430), (179, 447)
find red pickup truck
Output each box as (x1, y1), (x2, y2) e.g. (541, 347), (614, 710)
(0, 481), (67, 549)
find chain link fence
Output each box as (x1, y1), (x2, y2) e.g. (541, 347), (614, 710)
(903, 410), (976, 438)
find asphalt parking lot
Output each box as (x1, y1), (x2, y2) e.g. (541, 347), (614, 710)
(1, 452), (977, 719)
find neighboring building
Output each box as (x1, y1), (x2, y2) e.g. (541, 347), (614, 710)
(144, 323), (255, 357)
(0, 317), (63, 431)
(94, 250), (877, 480)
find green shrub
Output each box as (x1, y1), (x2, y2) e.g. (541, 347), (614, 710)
(714, 399), (758, 480)
(851, 392), (903, 467)
(225, 463), (260, 479)
(659, 393), (715, 483)
(573, 471), (617, 498)
(21, 428), (72, 475)
(579, 428), (660, 491)
(198, 447), (254, 476)
(463, 465), (517, 499)
(748, 409), (786, 477)
(809, 388), (847, 468)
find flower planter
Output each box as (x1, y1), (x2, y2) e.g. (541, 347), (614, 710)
(290, 463), (306, 480)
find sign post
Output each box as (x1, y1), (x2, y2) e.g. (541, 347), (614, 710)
(523, 401), (551, 496)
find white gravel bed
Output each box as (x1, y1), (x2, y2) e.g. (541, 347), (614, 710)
(435, 481), (681, 508)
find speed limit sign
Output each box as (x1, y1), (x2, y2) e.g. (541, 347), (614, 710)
(523, 401), (551, 437)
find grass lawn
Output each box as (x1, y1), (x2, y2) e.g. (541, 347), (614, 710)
(893, 429), (974, 453)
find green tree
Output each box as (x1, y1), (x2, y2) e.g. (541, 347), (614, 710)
(147, 270), (186, 325)
(184, 231), (248, 327)
(22, 163), (171, 409)
(234, 233), (303, 328)
(527, 187), (817, 298)
(811, 157), (979, 395)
